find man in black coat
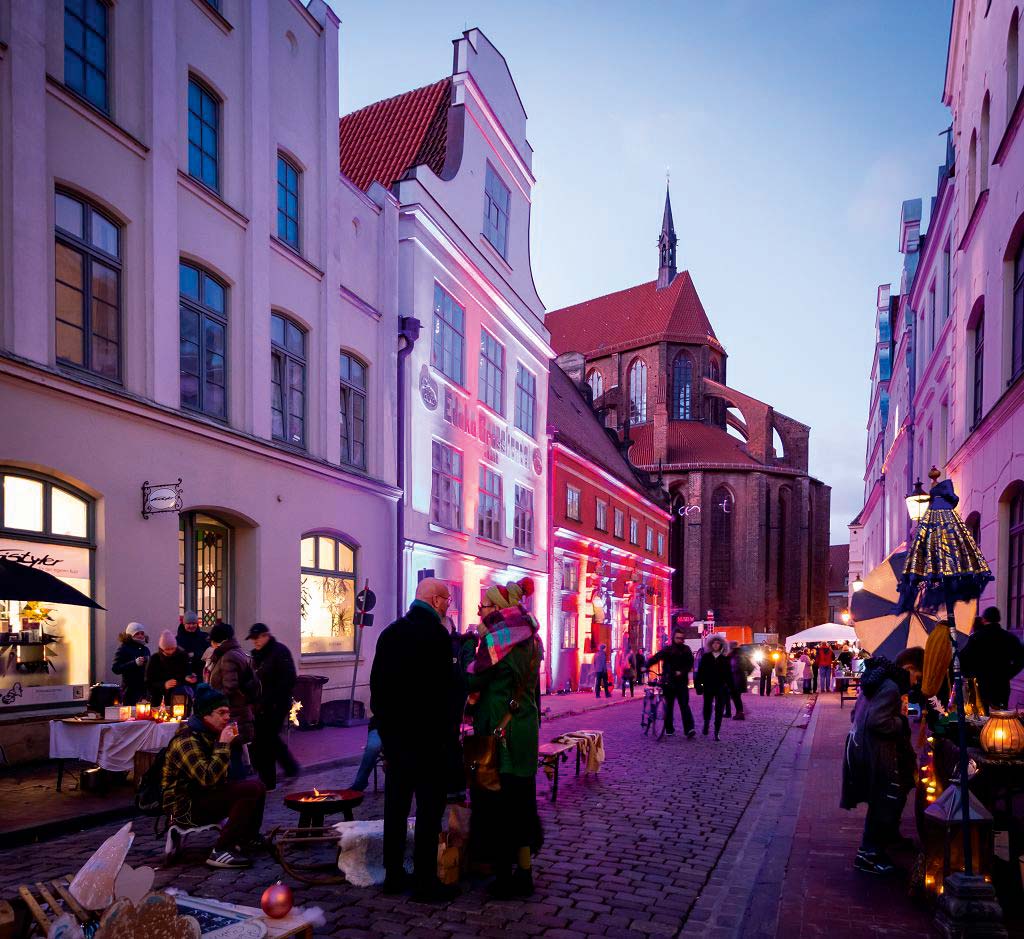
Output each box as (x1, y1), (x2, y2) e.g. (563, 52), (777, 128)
(246, 623), (299, 790)
(695, 634), (734, 740)
(646, 628), (695, 738)
(961, 606), (1024, 711)
(177, 611), (210, 679)
(370, 578), (459, 902)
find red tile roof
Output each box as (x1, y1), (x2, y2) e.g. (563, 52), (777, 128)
(627, 421), (760, 470)
(339, 78), (451, 192)
(828, 544), (850, 593)
(546, 272), (722, 358)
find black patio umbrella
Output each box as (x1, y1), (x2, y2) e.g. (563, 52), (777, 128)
(0, 558), (104, 609)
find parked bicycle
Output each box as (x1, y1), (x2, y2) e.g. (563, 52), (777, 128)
(640, 678), (666, 740)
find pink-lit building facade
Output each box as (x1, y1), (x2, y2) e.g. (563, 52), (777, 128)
(0, 0), (402, 745)
(852, 0), (1024, 702)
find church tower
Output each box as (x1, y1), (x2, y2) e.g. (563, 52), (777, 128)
(657, 184), (677, 290)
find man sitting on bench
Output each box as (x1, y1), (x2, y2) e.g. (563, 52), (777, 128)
(162, 682), (267, 869)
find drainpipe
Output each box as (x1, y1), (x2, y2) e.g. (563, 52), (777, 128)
(396, 317), (421, 613)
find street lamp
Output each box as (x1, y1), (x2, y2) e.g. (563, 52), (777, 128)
(851, 576), (864, 593)
(840, 610), (851, 624)
(906, 478), (931, 523)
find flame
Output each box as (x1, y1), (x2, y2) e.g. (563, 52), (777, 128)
(289, 699), (303, 726)
(313, 788), (321, 797)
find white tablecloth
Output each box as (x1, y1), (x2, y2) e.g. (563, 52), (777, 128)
(49, 719), (181, 772)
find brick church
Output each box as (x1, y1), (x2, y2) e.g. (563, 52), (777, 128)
(547, 190), (830, 638)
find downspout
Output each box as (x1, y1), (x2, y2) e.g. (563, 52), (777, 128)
(396, 317), (421, 612)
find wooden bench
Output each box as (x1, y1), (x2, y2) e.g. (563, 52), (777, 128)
(538, 741), (577, 802)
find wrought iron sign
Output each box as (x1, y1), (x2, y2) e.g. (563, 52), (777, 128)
(141, 479), (183, 519)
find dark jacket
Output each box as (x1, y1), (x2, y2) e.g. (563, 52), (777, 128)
(370, 600), (457, 757)
(111, 636), (150, 704)
(145, 648), (190, 707)
(208, 638), (257, 743)
(250, 636), (297, 714)
(960, 622), (1024, 710)
(176, 625), (210, 677)
(162, 715), (230, 824)
(695, 650), (734, 696)
(646, 642), (694, 688)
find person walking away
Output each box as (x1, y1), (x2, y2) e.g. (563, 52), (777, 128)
(208, 623), (259, 777)
(111, 624), (150, 705)
(695, 634), (734, 740)
(790, 650), (806, 694)
(960, 606), (1024, 712)
(593, 643), (610, 698)
(816, 643), (835, 692)
(633, 649), (647, 686)
(176, 611), (210, 681)
(466, 578), (543, 899)
(146, 630), (194, 707)
(247, 623), (299, 790)
(799, 650), (813, 693)
(646, 627), (696, 737)
(757, 649), (773, 696)
(370, 578), (459, 902)
(724, 642), (746, 719)
(840, 657), (916, 874)
(775, 649), (789, 695)
(618, 647), (636, 698)
(162, 683), (266, 869)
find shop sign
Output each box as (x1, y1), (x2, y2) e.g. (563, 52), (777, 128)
(440, 388), (541, 476)
(0, 541), (90, 580)
(142, 479), (183, 518)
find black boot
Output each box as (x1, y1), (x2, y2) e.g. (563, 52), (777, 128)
(512, 866), (534, 897)
(702, 723), (709, 736)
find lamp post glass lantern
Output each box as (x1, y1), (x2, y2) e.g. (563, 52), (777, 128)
(906, 479), (930, 524)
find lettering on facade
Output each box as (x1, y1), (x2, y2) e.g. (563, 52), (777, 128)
(0, 548), (61, 570)
(419, 365), (438, 411)
(439, 387), (540, 476)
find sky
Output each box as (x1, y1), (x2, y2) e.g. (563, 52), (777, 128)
(327, 0), (954, 543)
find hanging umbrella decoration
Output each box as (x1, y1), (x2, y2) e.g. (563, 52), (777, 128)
(897, 469), (993, 880)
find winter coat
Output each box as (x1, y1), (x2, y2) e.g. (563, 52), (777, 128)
(593, 647), (608, 674)
(208, 638), (257, 744)
(145, 648), (191, 707)
(840, 660), (915, 810)
(176, 625), (210, 677)
(466, 611), (541, 777)
(960, 622), (1024, 710)
(695, 635), (734, 696)
(369, 600), (458, 758)
(250, 636), (297, 715)
(111, 636), (150, 704)
(646, 641), (694, 689)
(815, 646), (834, 668)
(790, 658), (806, 683)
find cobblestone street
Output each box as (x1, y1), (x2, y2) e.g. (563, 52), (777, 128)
(0, 694), (813, 938)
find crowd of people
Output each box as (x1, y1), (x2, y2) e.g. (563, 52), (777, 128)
(751, 641), (867, 696)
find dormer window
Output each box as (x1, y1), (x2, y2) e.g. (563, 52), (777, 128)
(483, 164), (510, 259)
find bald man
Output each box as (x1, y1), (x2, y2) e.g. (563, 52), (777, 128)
(369, 578), (459, 902)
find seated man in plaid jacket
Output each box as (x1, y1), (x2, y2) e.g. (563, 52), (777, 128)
(162, 682), (267, 869)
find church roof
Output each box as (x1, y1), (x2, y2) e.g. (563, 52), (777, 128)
(628, 421), (760, 470)
(339, 78), (451, 192)
(546, 271), (722, 358)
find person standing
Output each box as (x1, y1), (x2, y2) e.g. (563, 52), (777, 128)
(246, 623), (299, 790)
(646, 628), (696, 737)
(619, 647), (636, 698)
(695, 634), (734, 740)
(758, 649), (774, 697)
(799, 650), (813, 694)
(593, 643), (610, 698)
(816, 643), (835, 693)
(111, 624), (150, 705)
(960, 606), (1024, 712)
(809, 645), (819, 693)
(370, 578), (459, 902)
(775, 649), (789, 695)
(724, 641), (746, 719)
(632, 649), (647, 686)
(208, 623), (258, 771)
(146, 630), (194, 707)
(176, 611), (210, 681)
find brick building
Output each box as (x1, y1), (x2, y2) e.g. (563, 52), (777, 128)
(548, 190), (830, 639)
(827, 543), (851, 624)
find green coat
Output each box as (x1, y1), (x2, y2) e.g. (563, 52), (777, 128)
(466, 638), (540, 777)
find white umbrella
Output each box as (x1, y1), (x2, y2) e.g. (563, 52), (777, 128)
(785, 623), (858, 650)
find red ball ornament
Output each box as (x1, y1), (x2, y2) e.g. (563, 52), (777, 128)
(260, 881), (293, 919)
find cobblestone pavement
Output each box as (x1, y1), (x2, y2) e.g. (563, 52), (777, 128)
(0, 693), (807, 938)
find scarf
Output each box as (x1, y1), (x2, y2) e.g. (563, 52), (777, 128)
(468, 605), (539, 674)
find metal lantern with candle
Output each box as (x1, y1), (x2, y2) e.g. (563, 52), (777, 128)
(172, 703), (185, 721)
(135, 702), (151, 719)
(922, 784), (994, 896)
(979, 710), (1024, 757)
(118, 705), (132, 722)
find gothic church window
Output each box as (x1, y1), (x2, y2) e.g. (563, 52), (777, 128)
(709, 485), (733, 614)
(628, 359), (648, 423)
(671, 353), (693, 420)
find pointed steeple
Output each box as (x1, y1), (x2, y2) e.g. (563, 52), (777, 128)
(657, 182), (677, 290)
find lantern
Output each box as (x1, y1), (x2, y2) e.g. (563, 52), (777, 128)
(172, 703), (185, 720)
(135, 702), (151, 719)
(979, 710), (1024, 756)
(118, 705), (132, 722)
(922, 784), (994, 895)
(905, 479), (930, 523)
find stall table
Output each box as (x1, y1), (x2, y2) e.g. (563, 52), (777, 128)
(49, 717), (181, 790)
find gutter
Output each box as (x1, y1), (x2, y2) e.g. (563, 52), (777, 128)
(395, 317), (422, 611)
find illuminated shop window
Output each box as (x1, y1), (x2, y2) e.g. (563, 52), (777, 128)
(562, 613), (578, 649)
(431, 441), (463, 531)
(595, 499), (608, 532)
(479, 329), (505, 414)
(514, 484), (534, 551)
(300, 533), (356, 655)
(478, 466), (503, 543)
(566, 485), (581, 522)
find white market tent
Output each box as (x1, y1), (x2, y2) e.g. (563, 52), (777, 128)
(785, 623), (859, 650)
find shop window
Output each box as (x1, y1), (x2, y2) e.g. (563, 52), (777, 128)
(483, 163), (510, 258)
(478, 466), (503, 542)
(566, 485), (581, 522)
(431, 440), (463, 530)
(179, 261), (227, 419)
(629, 359), (647, 424)
(271, 312), (306, 447)
(514, 363), (536, 437)
(339, 351), (367, 469)
(432, 284), (465, 385)
(595, 499), (608, 532)
(0, 470), (94, 705)
(562, 613), (578, 649)
(479, 329), (505, 414)
(514, 484), (535, 552)
(178, 512), (231, 628)
(54, 190), (121, 380)
(277, 154), (301, 250)
(64, 0), (109, 112)
(188, 77), (220, 192)
(300, 533), (356, 655)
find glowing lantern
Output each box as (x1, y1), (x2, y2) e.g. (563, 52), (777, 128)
(979, 710), (1024, 756)
(922, 784), (993, 896)
(135, 702), (151, 719)
(118, 706), (132, 722)
(172, 703), (185, 720)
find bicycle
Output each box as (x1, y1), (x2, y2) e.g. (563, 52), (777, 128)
(640, 679), (666, 740)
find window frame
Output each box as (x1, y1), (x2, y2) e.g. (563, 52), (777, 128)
(561, 612), (578, 650)
(566, 484), (582, 522)
(1008, 490), (1024, 632)
(562, 557), (579, 591)
(63, 0), (109, 113)
(339, 351), (367, 470)
(478, 328), (505, 415)
(672, 352), (693, 420)
(1013, 242), (1024, 383)
(187, 76), (221, 193)
(477, 465), (504, 543)
(430, 440), (463, 531)
(483, 162), (511, 259)
(300, 532), (358, 657)
(613, 507), (625, 539)
(629, 517), (639, 545)
(586, 369), (603, 400)
(646, 526), (654, 552)
(54, 189), (122, 382)
(514, 362), (537, 437)
(179, 261), (228, 421)
(595, 498), (608, 532)
(513, 484), (534, 552)
(270, 312), (308, 449)
(276, 153), (301, 251)
(972, 312), (985, 429)
(179, 511), (232, 628)
(431, 284), (466, 387)
(657, 532), (665, 557)
(0, 469), (94, 547)
(628, 358), (648, 424)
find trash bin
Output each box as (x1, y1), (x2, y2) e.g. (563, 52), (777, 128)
(293, 675), (329, 730)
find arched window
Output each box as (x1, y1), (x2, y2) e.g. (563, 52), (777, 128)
(968, 130), (978, 209)
(706, 358), (723, 425)
(709, 485), (733, 614)
(1013, 241), (1024, 381)
(965, 510), (981, 547)
(271, 312), (307, 447)
(586, 369), (603, 400)
(628, 359), (647, 424)
(179, 512), (231, 627)
(671, 353), (693, 420)
(179, 261), (227, 419)
(981, 93), (991, 192)
(1009, 10), (1020, 125)
(300, 533), (357, 654)
(339, 351), (367, 469)
(1008, 489), (1024, 631)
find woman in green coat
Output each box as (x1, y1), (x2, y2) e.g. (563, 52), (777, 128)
(466, 577), (543, 899)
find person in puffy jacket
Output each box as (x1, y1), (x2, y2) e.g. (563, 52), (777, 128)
(207, 622), (257, 746)
(694, 633), (734, 740)
(646, 628), (695, 737)
(111, 624), (150, 704)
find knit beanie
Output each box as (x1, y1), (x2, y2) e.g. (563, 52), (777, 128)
(193, 682), (228, 717)
(158, 630), (176, 652)
(127, 622), (147, 638)
(484, 577), (535, 610)
(209, 622), (234, 643)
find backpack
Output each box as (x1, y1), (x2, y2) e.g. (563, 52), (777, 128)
(135, 747), (168, 816)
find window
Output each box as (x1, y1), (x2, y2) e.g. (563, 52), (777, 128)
(477, 466), (503, 542)
(628, 359), (648, 423)
(179, 512), (231, 627)
(561, 613), (578, 649)
(64, 0), (108, 111)
(188, 78), (220, 191)
(432, 284), (465, 385)
(431, 441), (463, 530)
(444, 581), (464, 632)
(566, 485), (581, 522)
(928, 286), (936, 352)
(54, 191), (121, 380)
(339, 352), (367, 469)
(657, 532), (664, 557)
(595, 499), (608, 531)
(646, 526), (654, 552)
(179, 262), (227, 419)
(514, 485), (534, 551)
(629, 518), (639, 545)
(562, 557), (579, 591)
(479, 329), (505, 414)
(1014, 241), (1024, 381)
(300, 534), (356, 654)
(973, 313), (985, 428)
(980, 94), (990, 193)
(1009, 490), (1024, 631)
(672, 353), (693, 420)
(586, 370), (603, 400)
(707, 358), (723, 424)
(483, 163), (510, 258)
(277, 154), (300, 250)
(968, 130), (978, 210)
(514, 364), (536, 436)
(270, 313), (306, 447)
(1010, 11), (1020, 125)
(943, 240), (951, 321)
(614, 508), (624, 539)
(710, 486), (734, 612)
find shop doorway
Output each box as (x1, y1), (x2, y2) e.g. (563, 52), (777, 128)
(178, 512), (232, 628)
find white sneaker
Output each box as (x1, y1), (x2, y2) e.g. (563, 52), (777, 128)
(206, 848), (252, 869)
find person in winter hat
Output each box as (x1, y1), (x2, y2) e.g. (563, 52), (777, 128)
(207, 622), (258, 748)
(111, 624), (150, 705)
(694, 633), (734, 740)
(145, 629), (194, 707)
(176, 610), (210, 680)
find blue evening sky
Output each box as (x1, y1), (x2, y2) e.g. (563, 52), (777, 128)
(329, 1), (954, 543)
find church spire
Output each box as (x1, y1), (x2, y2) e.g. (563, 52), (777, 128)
(657, 181), (677, 290)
